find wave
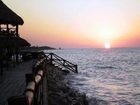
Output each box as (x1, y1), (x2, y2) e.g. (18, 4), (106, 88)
(94, 65), (118, 69)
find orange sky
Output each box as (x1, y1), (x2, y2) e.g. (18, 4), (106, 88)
(4, 0), (140, 48)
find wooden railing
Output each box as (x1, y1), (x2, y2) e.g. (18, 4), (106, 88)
(8, 56), (48, 105)
(45, 53), (78, 73)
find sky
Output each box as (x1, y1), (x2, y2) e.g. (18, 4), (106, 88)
(3, 0), (140, 48)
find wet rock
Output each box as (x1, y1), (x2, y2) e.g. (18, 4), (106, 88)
(88, 98), (109, 105)
(62, 70), (70, 74)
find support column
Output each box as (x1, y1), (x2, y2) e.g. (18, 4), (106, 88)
(16, 48), (19, 64)
(6, 24), (9, 32)
(16, 25), (19, 36)
(16, 25), (19, 63)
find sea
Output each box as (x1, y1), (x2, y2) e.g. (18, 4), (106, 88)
(44, 48), (140, 105)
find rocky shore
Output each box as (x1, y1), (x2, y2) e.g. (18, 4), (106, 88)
(46, 64), (89, 105)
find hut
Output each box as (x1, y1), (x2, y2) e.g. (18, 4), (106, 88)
(0, 0), (24, 35)
(0, 0), (30, 75)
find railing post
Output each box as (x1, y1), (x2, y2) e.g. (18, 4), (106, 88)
(50, 53), (53, 65)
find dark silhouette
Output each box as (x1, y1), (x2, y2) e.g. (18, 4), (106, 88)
(0, 0), (30, 75)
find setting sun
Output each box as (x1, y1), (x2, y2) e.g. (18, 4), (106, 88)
(105, 42), (111, 49)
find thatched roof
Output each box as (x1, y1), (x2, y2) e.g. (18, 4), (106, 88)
(17, 37), (31, 47)
(0, 36), (31, 47)
(0, 0), (24, 25)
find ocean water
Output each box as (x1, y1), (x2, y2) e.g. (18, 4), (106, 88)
(44, 48), (140, 105)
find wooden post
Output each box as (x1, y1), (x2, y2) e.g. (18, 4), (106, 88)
(16, 25), (19, 36)
(50, 53), (53, 65)
(15, 25), (19, 63)
(6, 24), (9, 32)
(15, 48), (19, 64)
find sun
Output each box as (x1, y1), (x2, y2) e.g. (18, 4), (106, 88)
(104, 42), (111, 49)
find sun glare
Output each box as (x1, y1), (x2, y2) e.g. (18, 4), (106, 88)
(105, 42), (111, 49)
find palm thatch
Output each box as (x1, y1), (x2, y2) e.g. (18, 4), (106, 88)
(17, 37), (31, 47)
(0, 0), (24, 25)
(0, 36), (31, 47)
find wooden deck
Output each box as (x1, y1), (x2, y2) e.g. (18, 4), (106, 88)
(0, 60), (33, 105)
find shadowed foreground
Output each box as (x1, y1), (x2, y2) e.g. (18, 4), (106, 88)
(0, 59), (89, 105)
(0, 61), (33, 105)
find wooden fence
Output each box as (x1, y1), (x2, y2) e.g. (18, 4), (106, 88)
(8, 56), (48, 105)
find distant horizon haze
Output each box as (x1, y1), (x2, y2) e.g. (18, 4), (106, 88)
(3, 0), (140, 48)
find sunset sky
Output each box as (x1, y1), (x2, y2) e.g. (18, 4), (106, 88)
(3, 0), (140, 48)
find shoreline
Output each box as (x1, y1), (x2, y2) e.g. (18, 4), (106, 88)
(46, 63), (89, 105)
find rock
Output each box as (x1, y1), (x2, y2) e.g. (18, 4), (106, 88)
(46, 64), (89, 105)
(62, 70), (70, 74)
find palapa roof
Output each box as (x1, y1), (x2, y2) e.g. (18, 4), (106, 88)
(0, 36), (31, 47)
(0, 0), (24, 25)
